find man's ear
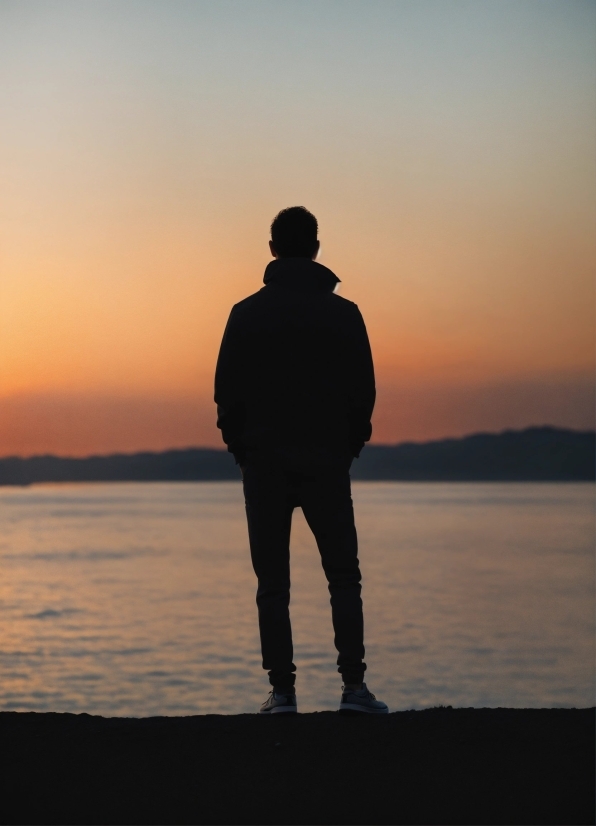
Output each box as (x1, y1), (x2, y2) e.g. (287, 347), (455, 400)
(312, 240), (320, 260)
(269, 240), (278, 259)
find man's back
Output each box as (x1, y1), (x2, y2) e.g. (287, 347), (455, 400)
(215, 257), (375, 468)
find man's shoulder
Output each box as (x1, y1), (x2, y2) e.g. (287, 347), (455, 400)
(329, 292), (359, 311)
(327, 292), (364, 323)
(230, 288), (267, 314)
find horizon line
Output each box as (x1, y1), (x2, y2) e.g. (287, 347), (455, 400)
(2, 425), (593, 462)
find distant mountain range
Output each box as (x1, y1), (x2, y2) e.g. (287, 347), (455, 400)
(0, 427), (593, 485)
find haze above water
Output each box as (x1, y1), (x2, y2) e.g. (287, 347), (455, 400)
(1, 482), (593, 716)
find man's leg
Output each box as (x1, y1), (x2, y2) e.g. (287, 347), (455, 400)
(300, 470), (366, 685)
(242, 460), (296, 691)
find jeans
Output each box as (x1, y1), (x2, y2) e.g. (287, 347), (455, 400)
(242, 454), (366, 691)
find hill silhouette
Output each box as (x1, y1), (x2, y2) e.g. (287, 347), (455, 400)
(0, 427), (593, 485)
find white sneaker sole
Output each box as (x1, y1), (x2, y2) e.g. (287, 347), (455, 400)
(339, 702), (388, 714)
(260, 706), (298, 714)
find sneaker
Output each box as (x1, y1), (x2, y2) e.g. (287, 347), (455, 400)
(259, 690), (298, 714)
(339, 683), (389, 714)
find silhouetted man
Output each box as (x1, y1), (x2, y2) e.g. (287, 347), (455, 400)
(215, 207), (387, 714)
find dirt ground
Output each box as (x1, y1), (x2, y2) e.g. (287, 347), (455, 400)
(1, 707), (593, 825)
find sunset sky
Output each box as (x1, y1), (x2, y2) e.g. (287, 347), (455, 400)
(1, 0), (594, 456)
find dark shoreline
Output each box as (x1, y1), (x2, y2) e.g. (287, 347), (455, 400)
(1, 427), (594, 485)
(2, 707), (594, 825)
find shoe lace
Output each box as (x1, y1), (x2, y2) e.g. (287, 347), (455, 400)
(344, 685), (376, 699)
(268, 690), (293, 701)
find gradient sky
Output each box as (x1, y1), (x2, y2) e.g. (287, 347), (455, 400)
(1, 0), (594, 455)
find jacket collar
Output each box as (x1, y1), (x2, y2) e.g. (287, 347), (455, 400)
(263, 258), (340, 292)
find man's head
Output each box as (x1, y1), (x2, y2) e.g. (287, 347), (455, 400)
(270, 206), (319, 259)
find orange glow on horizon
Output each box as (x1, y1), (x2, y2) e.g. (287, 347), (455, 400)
(1, 1), (594, 456)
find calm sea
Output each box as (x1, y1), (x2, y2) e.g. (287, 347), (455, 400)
(1, 482), (593, 716)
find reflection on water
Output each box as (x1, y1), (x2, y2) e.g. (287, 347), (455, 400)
(0, 482), (593, 715)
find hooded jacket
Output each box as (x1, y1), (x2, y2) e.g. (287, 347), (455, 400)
(214, 257), (376, 468)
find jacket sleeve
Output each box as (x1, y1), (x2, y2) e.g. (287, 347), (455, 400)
(346, 305), (376, 457)
(214, 306), (247, 464)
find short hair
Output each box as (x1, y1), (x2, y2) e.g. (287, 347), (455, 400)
(270, 206), (318, 258)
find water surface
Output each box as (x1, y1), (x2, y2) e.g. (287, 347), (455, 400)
(1, 482), (593, 715)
